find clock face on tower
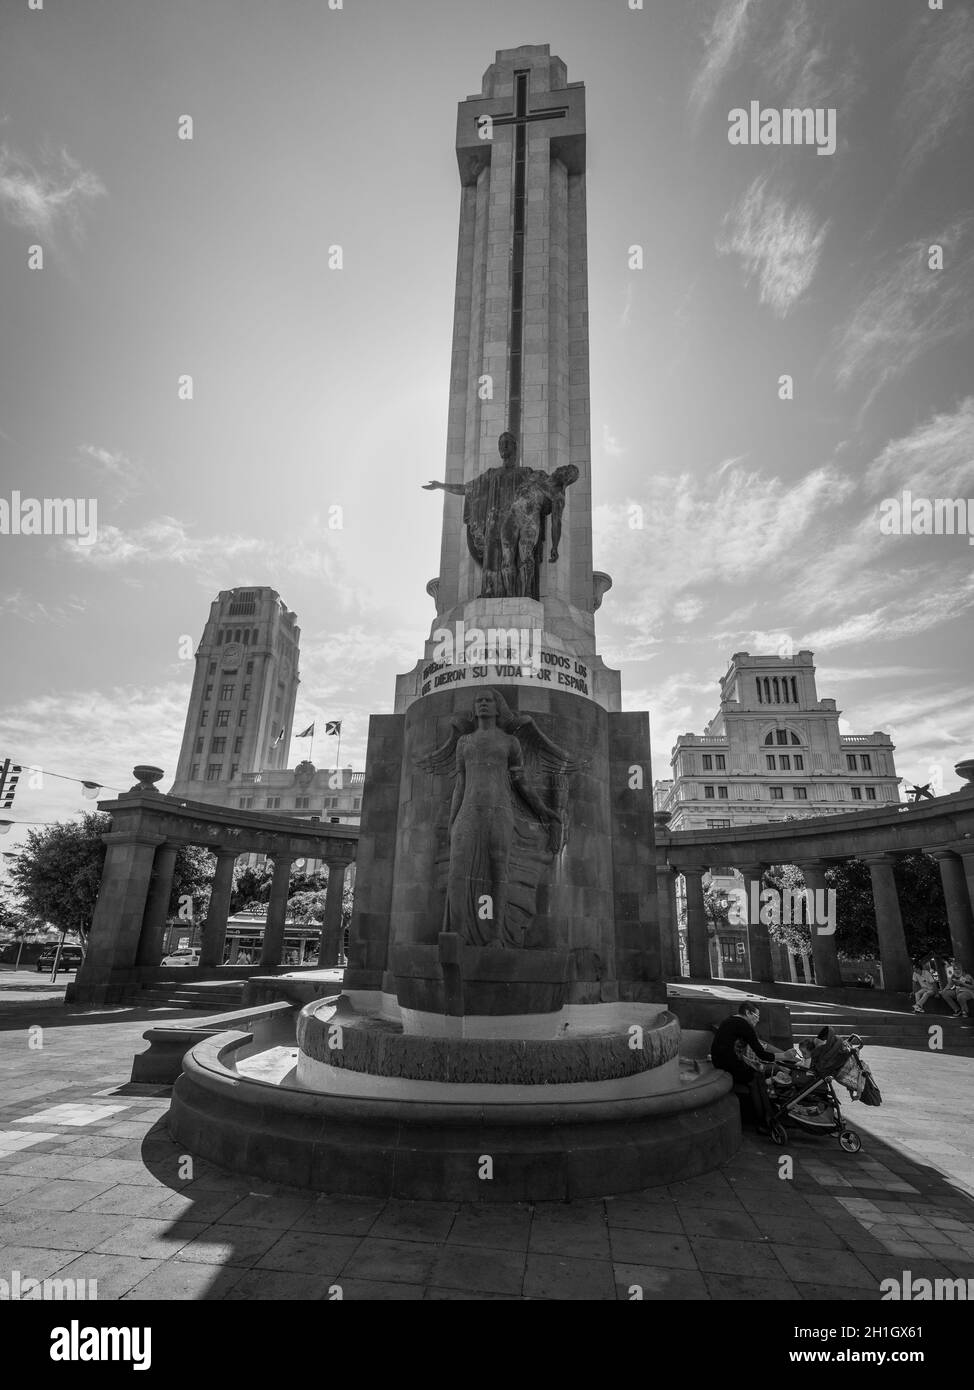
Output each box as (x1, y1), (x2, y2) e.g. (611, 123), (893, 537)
(223, 643), (243, 668)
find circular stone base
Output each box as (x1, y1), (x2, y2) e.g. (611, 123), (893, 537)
(168, 1033), (741, 1201)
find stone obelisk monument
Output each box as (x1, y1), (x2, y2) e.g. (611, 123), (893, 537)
(345, 46), (663, 1021)
(172, 49), (740, 1202)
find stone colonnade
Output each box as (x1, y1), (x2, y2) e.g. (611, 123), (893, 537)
(658, 822), (972, 989)
(69, 768), (357, 1006)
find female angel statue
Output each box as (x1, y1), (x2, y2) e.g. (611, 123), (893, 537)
(416, 688), (585, 948)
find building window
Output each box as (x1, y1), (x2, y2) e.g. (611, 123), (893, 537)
(195, 737), (204, 754)
(230, 764), (239, 778)
(766, 755), (776, 770)
(851, 786), (863, 800)
(756, 679), (763, 703)
(794, 754), (804, 770)
(233, 737), (243, 754)
(208, 661), (216, 675)
(865, 786), (877, 800)
(707, 819), (731, 829)
(211, 737), (226, 754)
(216, 709), (230, 728)
(204, 684), (213, 701)
(790, 732), (800, 745)
(220, 683), (234, 700)
(780, 754), (791, 770)
(776, 729), (788, 745)
(704, 785), (716, 799)
(354, 798), (361, 810)
(200, 710), (209, 727)
(239, 797), (253, 809)
(246, 661), (254, 675)
(266, 796), (281, 809)
(238, 710), (247, 725)
(715, 754), (726, 770)
(242, 630), (249, 645)
(242, 685), (251, 700)
(206, 763), (221, 781)
(717, 786), (728, 799)
(846, 754), (857, 771)
(861, 754), (872, 771)
(702, 755), (713, 771)
(295, 797), (310, 810)
(793, 786), (807, 800)
(190, 763), (199, 779)
(770, 787), (784, 800)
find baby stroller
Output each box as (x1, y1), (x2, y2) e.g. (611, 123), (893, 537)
(766, 1029), (881, 1152)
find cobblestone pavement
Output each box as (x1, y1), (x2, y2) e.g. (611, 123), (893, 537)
(1, 1004), (972, 1300)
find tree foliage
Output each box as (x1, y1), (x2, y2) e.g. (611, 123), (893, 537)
(9, 814), (214, 939)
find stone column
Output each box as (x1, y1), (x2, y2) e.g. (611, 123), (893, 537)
(136, 842), (179, 967)
(740, 863), (774, 983)
(655, 864), (681, 978)
(682, 867), (710, 980)
(318, 861), (347, 968)
(862, 854), (913, 993)
(200, 848), (238, 968)
(797, 860), (842, 988)
(927, 849), (974, 969)
(260, 852), (292, 967)
(71, 827), (165, 1005)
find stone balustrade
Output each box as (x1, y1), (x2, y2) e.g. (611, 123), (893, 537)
(68, 767), (357, 1006)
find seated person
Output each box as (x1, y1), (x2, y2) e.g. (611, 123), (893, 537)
(711, 1002), (791, 1133)
(942, 965), (974, 1019)
(912, 959), (940, 1013)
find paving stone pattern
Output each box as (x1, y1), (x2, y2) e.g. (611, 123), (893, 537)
(1, 1003), (972, 1300)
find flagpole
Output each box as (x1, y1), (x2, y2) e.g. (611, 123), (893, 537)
(335, 727), (342, 778)
(309, 726), (315, 764)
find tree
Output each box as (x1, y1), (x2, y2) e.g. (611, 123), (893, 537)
(10, 813), (213, 941)
(287, 890), (327, 924)
(10, 813), (111, 940)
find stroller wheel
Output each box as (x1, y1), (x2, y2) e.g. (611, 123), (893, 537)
(839, 1129), (862, 1153)
(770, 1122), (788, 1145)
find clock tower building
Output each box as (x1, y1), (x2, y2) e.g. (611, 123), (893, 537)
(170, 587), (300, 804)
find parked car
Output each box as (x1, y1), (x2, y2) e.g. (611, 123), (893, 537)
(35, 945), (84, 974)
(160, 948), (201, 967)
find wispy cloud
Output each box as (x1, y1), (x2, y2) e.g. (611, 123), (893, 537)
(864, 395), (974, 499)
(717, 176), (829, 317)
(68, 514), (355, 595)
(77, 444), (145, 500)
(689, 0), (757, 118)
(897, 8), (974, 185)
(0, 142), (105, 242)
(0, 591), (87, 624)
(601, 424), (625, 458)
(689, 0), (859, 120)
(834, 220), (974, 403)
(762, 0), (861, 110)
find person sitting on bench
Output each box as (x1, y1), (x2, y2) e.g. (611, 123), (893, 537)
(711, 1002), (787, 1134)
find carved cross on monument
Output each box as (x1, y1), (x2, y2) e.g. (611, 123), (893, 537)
(491, 70), (567, 443)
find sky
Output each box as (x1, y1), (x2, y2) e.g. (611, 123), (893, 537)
(1, 0), (972, 852)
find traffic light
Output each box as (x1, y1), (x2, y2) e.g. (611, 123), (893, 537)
(0, 759), (22, 811)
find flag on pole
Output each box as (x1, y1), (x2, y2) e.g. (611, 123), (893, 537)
(325, 720), (342, 735)
(297, 724), (315, 738)
(272, 727), (285, 747)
